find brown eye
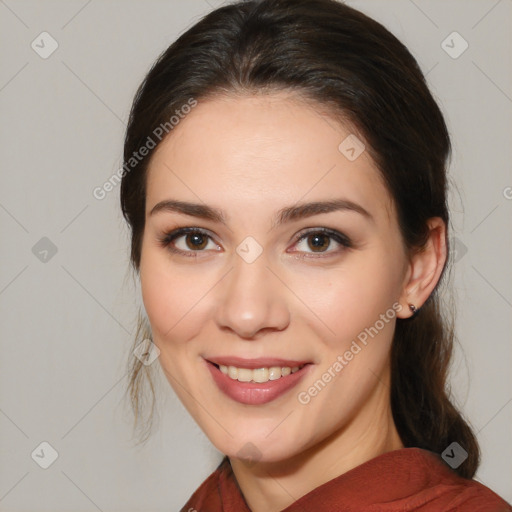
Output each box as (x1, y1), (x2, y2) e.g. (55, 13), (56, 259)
(307, 233), (331, 252)
(185, 232), (208, 250)
(292, 228), (352, 257)
(159, 227), (218, 256)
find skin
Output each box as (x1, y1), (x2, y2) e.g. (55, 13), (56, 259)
(139, 91), (447, 512)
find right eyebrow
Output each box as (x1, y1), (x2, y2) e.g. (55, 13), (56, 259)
(149, 200), (227, 224)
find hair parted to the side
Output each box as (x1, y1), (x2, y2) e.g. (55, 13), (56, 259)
(120, 0), (480, 477)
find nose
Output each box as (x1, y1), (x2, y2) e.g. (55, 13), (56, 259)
(214, 254), (291, 339)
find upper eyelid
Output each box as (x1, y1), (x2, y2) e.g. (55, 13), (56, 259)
(165, 226), (344, 240)
(293, 228), (351, 249)
(165, 227), (218, 244)
(164, 226), (349, 251)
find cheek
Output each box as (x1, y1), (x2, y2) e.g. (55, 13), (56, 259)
(139, 249), (208, 344)
(290, 251), (404, 349)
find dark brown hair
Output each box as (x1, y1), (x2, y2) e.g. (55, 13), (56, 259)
(121, 0), (479, 478)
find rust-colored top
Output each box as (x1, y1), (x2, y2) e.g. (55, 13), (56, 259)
(181, 448), (511, 511)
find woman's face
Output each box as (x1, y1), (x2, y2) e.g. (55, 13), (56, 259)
(140, 92), (411, 463)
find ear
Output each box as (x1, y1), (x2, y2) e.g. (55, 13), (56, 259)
(396, 217), (447, 319)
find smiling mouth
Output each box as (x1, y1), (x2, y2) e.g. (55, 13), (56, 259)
(210, 362), (308, 383)
(205, 359), (313, 405)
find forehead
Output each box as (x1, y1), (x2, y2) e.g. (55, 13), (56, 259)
(145, 92), (394, 222)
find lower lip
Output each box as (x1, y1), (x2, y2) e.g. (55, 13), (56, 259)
(205, 360), (312, 405)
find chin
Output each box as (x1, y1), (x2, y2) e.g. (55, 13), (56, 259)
(207, 426), (303, 465)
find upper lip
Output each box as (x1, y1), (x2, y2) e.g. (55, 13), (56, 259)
(206, 356), (312, 369)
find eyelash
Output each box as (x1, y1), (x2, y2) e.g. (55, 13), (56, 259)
(158, 227), (352, 259)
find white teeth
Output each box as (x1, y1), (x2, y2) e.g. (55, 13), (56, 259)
(252, 368), (269, 383)
(237, 368), (253, 382)
(227, 366), (237, 379)
(268, 367), (281, 381)
(218, 364), (304, 383)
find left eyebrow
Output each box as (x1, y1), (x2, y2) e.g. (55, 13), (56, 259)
(272, 198), (373, 229)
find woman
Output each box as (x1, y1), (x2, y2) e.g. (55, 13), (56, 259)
(120, 0), (511, 510)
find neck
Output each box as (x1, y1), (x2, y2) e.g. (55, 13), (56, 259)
(229, 370), (403, 512)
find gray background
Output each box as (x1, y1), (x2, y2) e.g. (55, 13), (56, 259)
(0, 0), (511, 510)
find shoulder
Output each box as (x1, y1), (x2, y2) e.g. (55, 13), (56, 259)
(442, 480), (512, 511)
(407, 448), (512, 511)
(317, 447), (512, 511)
(179, 449), (512, 511)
